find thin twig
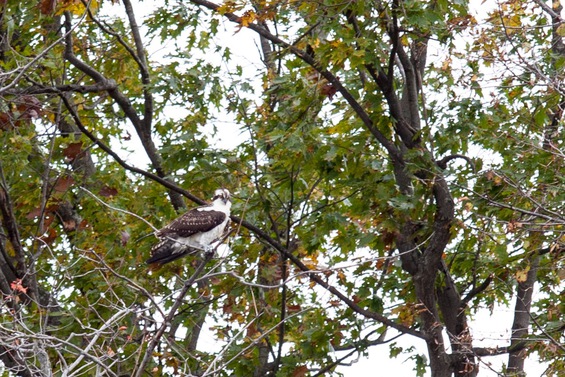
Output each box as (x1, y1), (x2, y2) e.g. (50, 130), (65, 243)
(0, 1), (92, 94)
(202, 308), (311, 377)
(79, 187), (159, 232)
(132, 251), (214, 377)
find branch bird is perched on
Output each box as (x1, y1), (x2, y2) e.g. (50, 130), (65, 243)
(146, 188), (231, 265)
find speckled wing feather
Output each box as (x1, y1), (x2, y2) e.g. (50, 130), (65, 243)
(156, 208), (227, 238)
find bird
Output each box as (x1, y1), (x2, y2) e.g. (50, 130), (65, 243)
(146, 188), (231, 265)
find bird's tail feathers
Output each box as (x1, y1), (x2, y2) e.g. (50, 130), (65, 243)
(146, 239), (198, 265)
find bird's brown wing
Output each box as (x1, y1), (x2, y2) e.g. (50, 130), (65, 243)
(156, 208), (227, 238)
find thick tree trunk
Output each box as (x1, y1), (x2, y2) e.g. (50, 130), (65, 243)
(437, 261), (478, 377)
(507, 255), (539, 374)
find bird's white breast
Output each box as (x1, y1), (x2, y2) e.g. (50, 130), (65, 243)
(190, 200), (230, 247)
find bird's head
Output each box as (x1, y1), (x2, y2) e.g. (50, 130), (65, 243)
(212, 188), (231, 206)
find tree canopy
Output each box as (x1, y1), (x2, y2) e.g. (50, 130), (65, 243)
(0, 0), (564, 376)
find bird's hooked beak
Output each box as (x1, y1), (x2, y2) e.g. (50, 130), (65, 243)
(213, 188), (231, 204)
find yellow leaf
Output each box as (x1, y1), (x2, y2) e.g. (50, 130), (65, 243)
(240, 10), (256, 27)
(442, 58), (452, 71)
(56, 0), (99, 15)
(515, 265), (530, 283)
(217, 0), (237, 14)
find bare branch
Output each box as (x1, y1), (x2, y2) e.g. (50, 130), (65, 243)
(132, 252), (214, 377)
(2, 82), (117, 95)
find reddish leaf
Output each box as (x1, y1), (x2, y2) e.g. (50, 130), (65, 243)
(10, 279), (28, 294)
(292, 365), (308, 377)
(40, 228), (58, 244)
(26, 205), (58, 229)
(39, 0), (57, 14)
(43, 213), (56, 228)
(63, 142), (84, 162)
(222, 296), (235, 314)
(320, 82), (337, 99)
(246, 322), (259, 338)
(287, 304), (302, 313)
(53, 176), (75, 193)
(78, 219), (90, 230)
(99, 185), (118, 197)
(0, 112), (12, 130)
(26, 207), (44, 220)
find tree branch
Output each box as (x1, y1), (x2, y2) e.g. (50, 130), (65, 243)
(60, 91), (427, 341)
(461, 275), (493, 306)
(188, 0), (403, 164)
(121, 0), (153, 133)
(60, 19), (185, 209)
(132, 252), (214, 377)
(3, 82), (117, 95)
(436, 154), (475, 171)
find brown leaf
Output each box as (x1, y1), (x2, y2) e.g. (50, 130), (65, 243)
(292, 365), (308, 377)
(0, 112), (12, 130)
(75, 219), (89, 231)
(40, 228), (58, 244)
(26, 205), (59, 229)
(39, 0), (57, 14)
(320, 82), (337, 99)
(15, 96), (42, 119)
(53, 176), (75, 193)
(329, 299), (341, 307)
(26, 207), (44, 220)
(287, 304), (302, 313)
(63, 142), (84, 162)
(246, 322), (259, 338)
(99, 185), (118, 197)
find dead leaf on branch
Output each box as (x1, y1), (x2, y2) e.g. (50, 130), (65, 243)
(320, 82), (337, 99)
(63, 142), (84, 162)
(99, 185), (118, 198)
(53, 175), (75, 193)
(292, 365), (309, 377)
(40, 227), (58, 244)
(10, 279), (28, 294)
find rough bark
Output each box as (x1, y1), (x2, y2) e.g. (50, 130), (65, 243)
(507, 256), (539, 374)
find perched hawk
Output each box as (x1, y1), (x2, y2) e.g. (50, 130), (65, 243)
(146, 188), (231, 265)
